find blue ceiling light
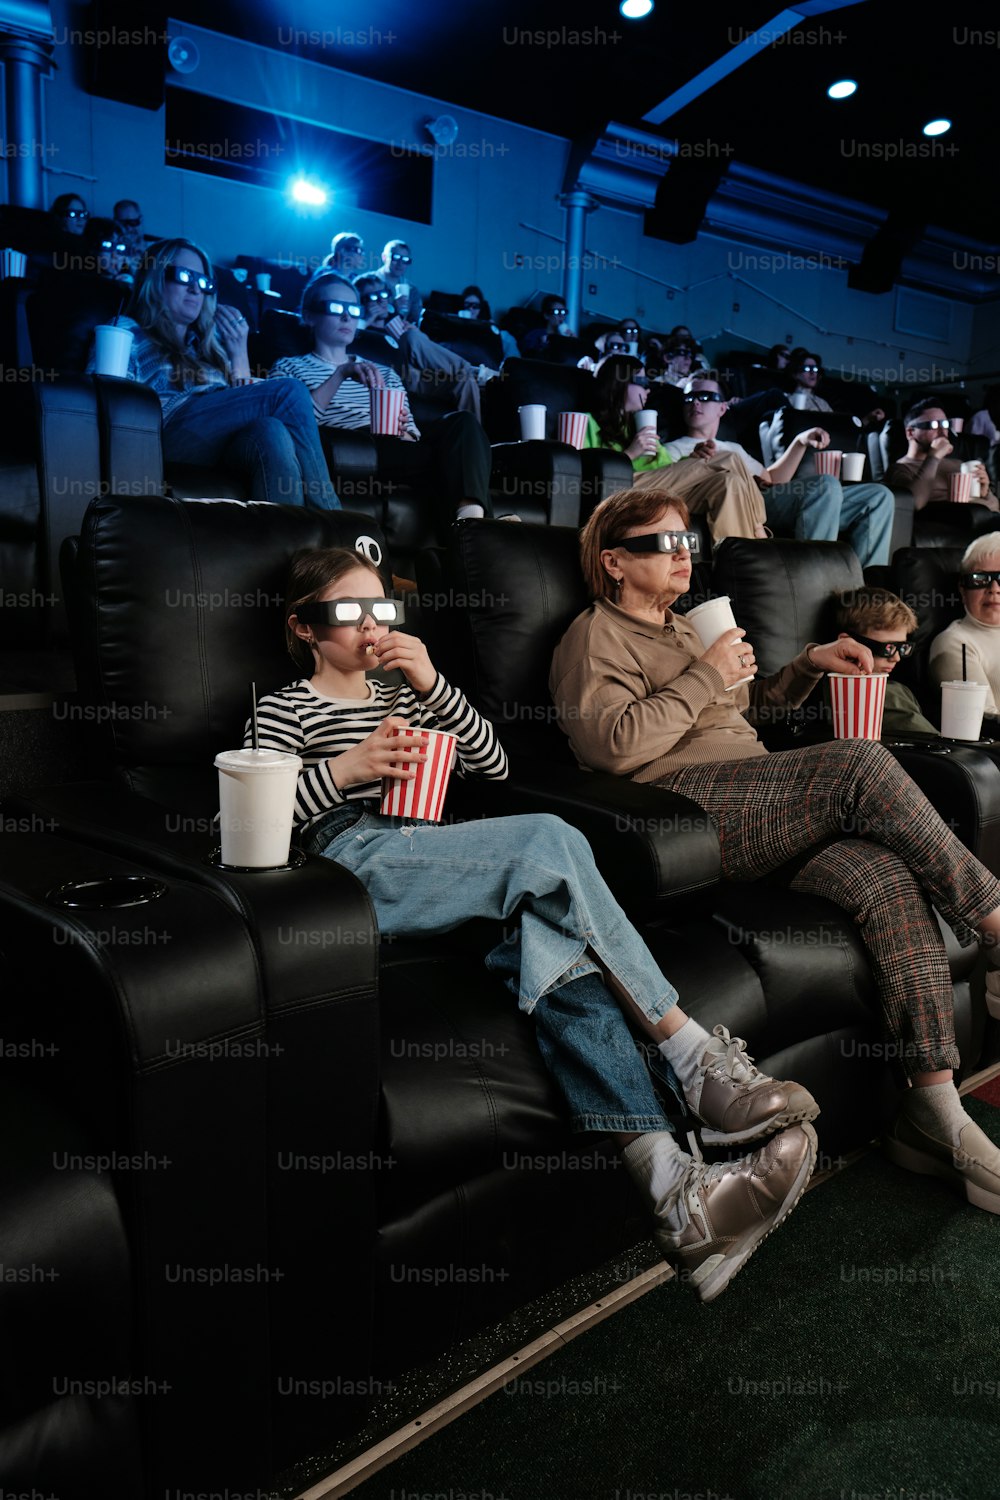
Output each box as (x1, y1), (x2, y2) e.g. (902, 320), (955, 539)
(620, 0), (654, 18)
(290, 177), (328, 206)
(827, 79), (857, 99)
(923, 118), (952, 137)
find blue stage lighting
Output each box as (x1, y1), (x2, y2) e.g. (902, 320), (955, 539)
(290, 177), (328, 206)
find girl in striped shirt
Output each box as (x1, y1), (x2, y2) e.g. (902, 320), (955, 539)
(244, 544), (820, 1304)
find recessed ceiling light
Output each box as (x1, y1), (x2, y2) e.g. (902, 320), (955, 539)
(620, 0), (653, 18)
(923, 118), (951, 136)
(827, 79), (857, 100)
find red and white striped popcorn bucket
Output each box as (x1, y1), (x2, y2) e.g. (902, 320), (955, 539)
(370, 387), (405, 435)
(813, 448), (843, 478)
(380, 727), (457, 821)
(557, 411), (589, 449)
(828, 673), (887, 740)
(949, 470), (973, 504)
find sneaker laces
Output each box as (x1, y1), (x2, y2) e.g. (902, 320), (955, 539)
(703, 1025), (768, 1090)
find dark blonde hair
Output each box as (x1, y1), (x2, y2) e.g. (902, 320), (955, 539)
(128, 237), (229, 389)
(834, 588), (917, 636)
(284, 547), (384, 674)
(579, 488), (692, 601)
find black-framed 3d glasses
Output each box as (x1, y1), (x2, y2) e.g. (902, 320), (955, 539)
(307, 299), (363, 319)
(846, 630), (914, 659)
(390, 253), (412, 265)
(100, 239), (128, 254)
(961, 571), (1000, 590)
(62, 208), (88, 220)
(359, 289), (392, 304)
(910, 419), (950, 431)
(683, 391), (725, 404)
(165, 264), (215, 294)
(295, 598), (405, 626)
(117, 216), (141, 229)
(613, 530), (700, 557)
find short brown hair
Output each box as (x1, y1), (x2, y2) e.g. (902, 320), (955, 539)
(834, 587), (917, 636)
(579, 487), (692, 601)
(284, 546), (383, 674)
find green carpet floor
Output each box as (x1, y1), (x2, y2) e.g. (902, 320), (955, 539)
(346, 1096), (1000, 1500)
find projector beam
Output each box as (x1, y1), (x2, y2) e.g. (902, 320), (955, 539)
(642, 0), (868, 127)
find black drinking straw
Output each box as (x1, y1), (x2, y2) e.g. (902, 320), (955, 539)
(112, 290), (127, 327)
(249, 681), (259, 751)
(962, 644), (968, 682)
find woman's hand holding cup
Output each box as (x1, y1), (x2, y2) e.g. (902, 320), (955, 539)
(700, 627), (757, 688)
(625, 426), (660, 461)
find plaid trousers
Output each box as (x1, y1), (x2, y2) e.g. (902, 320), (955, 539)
(659, 740), (1000, 1074)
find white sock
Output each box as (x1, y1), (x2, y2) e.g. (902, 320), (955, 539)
(456, 503), (485, 520)
(657, 1018), (714, 1096)
(903, 1081), (970, 1146)
(621, 1132), (689, 1231)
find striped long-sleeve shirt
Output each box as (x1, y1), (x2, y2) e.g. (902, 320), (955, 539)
(246, 672), (508, 824)
(268, 352), (420, 438)
(85, 316), (231, 423)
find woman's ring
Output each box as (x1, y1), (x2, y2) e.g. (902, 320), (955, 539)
(739, 653), (748, 667)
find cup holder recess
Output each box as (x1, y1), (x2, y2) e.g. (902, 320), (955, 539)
(46, 875), (168, 910)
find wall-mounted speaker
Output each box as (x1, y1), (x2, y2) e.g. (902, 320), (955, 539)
(86, 0), (166, 111)
(644, 158), (727, 245)
(848, 212), (926, 295)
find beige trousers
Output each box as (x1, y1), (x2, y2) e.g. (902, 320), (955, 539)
(634, 451), (766, 544)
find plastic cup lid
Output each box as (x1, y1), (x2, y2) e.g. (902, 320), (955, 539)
(215, 748), (303, 772)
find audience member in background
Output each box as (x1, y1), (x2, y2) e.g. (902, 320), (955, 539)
(584, 355), (767, 543)
(50, 193), (88, 237)
(460, 284), (520, 359)
(787, 348), (885, 428)
(353, 272), (487, 418)
(658, 336), (696, 388)
(269, 269), (494, 535)
(664, 376), (894, 568)
(113, 199), (145, 276)
(669, 326), (710, 370)
(833, 589), (938, 736)
(326, 231), (366, 279)
(79, 217), (131, 282)
(886, 399), (998, 513)
(91, 237), (338, 509)
(376, 240), (422, 323)
(520, 293), (572, 357)
(929, 537), (1000, 721)
(618, 317), (642, 354)
(969, 386), (1000, 447)
(761, 343), (791, 372)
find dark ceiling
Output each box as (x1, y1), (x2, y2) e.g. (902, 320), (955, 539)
(173, 0), (1000, 245)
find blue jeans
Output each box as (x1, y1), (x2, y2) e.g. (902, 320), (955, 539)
(163, 378), (340, 509)
(765, 474), (894, 567)
(316, 806), (679, 1132)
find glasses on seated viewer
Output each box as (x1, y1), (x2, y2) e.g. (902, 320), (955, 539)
(684, 391), (725, 404)
(295, 598), (405, 625)
(360, 289), (392, 303)
(910, 419), (950, 431)
(100, 240), (128, 254)
(846, 630), (914, 659)
(308, 299), (363, 319)
(961, 571), (1000, 590)
(165, 265), (215, 294)
(614, 530), (700, 556)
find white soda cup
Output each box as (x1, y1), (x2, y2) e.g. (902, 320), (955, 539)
(380, 727), (457, 822)
(214, 748), (303, 868)
(518, 404), (546, 441)
(789, 392), (810, 410)
(371, 386), (405, 435)
(841, 452), (865, 482)
(813, 449), (843, 478)
(828, 673), (887, 740)
(961, 461), (983, 499)
(557, 411), (588, 449)
(686, 595), (753, 689)
(634, 410), (658, 432)
(951, 417), (965, 434)
(940, 681), (987, 741)
(93, 324), (134, 378)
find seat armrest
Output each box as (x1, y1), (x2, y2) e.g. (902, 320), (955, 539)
(885, 742), (1000, 874)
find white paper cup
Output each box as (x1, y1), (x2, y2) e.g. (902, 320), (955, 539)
(380, 726), (457, 822)
(215, 748), (303, 868)
(627, 341), (639, 358)
(255, 272), (271, 292)
(814, 449), (843, 478)
(789, 392), (811, 410)
(940, 681), (987, 741)
(394, 280), (411, 302)
(950, 471), (973, 504)
(0, 248), (27, 279)
(950, 417), (965, 434)
(518, 404), (546, 441)
(371, 386), (405, 435)
(828, 673), (887, 740)
(557, 411), (588, 449)
(841, 452), (865, 483)
(634, 409), (658, 432)
(93, 324), (134, 378)
(686, 595), (753, 689)
(961, 461), (983, 499)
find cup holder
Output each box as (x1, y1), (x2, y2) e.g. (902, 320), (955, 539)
(46, 875), (168, 910)
(205, 847), (306, 874)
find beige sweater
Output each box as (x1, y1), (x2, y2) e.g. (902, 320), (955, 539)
(549, 598), (824, 782)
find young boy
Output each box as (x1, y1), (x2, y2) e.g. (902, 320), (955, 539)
(833, 588), (938, 736)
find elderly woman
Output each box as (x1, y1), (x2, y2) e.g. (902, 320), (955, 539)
(929, 536), (1000, 722)
(549, 486), (1000, 1214)
(87, 237), (338, 508)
